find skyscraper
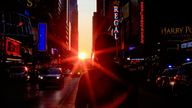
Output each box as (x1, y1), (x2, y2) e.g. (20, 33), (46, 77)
(69, 0), (79, 56)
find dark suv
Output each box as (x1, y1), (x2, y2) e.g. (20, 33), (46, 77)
(7, 65), (30, 82)
(38, 67), (64, 89)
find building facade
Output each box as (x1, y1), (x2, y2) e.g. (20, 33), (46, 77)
(69, 0), (79, 57)
(93, 0), (143, 63)
(0, 0), (34, 64)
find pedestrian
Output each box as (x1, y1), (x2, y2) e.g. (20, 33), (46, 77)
(75, 33), (138, 108)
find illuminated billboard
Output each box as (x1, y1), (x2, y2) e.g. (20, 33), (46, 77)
(181, 41), (192, 49)
(6, 37), (21, 57)
(38, 23), (47, 51)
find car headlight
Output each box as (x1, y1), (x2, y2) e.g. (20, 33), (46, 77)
(27, 75), (30, 79)
(170, 81), (175, 86)
(38, 75), (43, 80)
(56, 76), (60, 79)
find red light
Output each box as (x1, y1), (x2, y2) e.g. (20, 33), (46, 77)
(157, 77), (161, 81)
(24, 67), (28, 72)
(18, 22), (23, 27)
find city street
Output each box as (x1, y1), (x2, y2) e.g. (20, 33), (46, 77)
(1, 0), (192, 108)
(0, 70), (191, 108)
(0, 77), (79, 108)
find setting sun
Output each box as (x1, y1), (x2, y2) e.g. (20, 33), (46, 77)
(78, 52), (87, 60)
(78, 0), (96, 58)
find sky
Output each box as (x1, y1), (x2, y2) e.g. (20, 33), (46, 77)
(78, 0), (96, 58)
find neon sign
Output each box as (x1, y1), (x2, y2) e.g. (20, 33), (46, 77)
(181, 41), (192, 49)
(26, 0), (33, 7)
(6, 37), (21, 57)
(140, 1), (144, 44)
(38, 23), (47, 51)
(113, 4), (119, 40)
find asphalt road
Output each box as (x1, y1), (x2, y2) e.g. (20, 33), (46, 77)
(0, 77), (79, 108)
(0, 74), (191, 108)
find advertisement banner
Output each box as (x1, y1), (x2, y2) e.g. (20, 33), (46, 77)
(38, 23), (47, 51)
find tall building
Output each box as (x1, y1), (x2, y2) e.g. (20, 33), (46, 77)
(118, 0), (143, 59)
(0, 0), (34, 64)
(93, 0), (114, 53)
(69, 0), (78, 57)
(92, 12), (98, 53)
(146, 0), (192, 66)
(20, 0), (71, 64)
(93, 0), (143, 62)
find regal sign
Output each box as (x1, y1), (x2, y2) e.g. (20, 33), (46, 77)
(113, 5), (119, 40)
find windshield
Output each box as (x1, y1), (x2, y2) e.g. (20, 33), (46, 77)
(40, 68), (61, 75)
(162, 68), (180, 76)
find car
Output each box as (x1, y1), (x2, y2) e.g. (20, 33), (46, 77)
(7, 65), (30, 82)
(61, 63), (73, 77)
(156, 67), (179, 88)
(38, 67), (64, 89)
(71, 70), (81, 78)
(63, 68), (73, 77)
(155, 65), (192, 96)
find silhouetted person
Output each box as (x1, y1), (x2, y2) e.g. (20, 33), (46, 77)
(75, 33), (138, 108)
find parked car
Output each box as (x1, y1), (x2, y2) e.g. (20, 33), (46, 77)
(38, 67), (64, 89)
(156, 67), (180, 88)
(7, 65), (30, 82)
(156, 64), (192, 96)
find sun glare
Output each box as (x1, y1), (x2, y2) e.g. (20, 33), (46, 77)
(79, 52), (87, 60)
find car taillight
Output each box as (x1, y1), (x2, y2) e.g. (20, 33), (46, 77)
(59, 68), (62, 71)
(24, 67), (28, 72)
(157, 77), (161, 81)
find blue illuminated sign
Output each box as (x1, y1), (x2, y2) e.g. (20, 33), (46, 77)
(186, 58), (191, 62)
(168, 64), (173, 68)
(129, 47), (135, 51)
(181, 41), (192, 49)
(24, 10), (30, 17)
(38, 23), (47, 51)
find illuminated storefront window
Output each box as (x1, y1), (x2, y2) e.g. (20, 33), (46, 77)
(5, 37), (21, 57)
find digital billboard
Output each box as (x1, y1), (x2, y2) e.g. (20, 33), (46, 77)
(38, 23), (47, 51)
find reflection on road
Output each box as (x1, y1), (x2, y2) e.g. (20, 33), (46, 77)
(0, 77), (80, 108)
